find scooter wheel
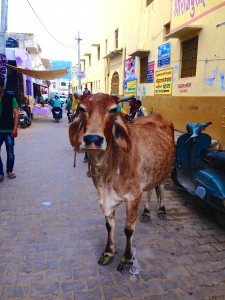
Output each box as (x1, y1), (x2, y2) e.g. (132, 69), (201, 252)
(214, 209), (225, 229)
(171, 168), (184, 189)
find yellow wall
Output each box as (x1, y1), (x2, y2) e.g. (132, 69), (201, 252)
(72, 0), (225, 148)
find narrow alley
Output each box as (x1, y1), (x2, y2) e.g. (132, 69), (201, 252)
(0, 111), (225, 299)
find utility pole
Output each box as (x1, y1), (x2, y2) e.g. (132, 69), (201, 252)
(75, 31), (82, 94)
(0, 0), (8, 83)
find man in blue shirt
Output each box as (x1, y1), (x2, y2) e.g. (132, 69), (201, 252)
(52, 95), (62, 118)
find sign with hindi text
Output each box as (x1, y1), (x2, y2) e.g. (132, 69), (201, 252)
(171, 0), (225, 33)
(154, 68), (173, 95)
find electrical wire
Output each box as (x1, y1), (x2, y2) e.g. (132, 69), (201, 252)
(26, 0), (76, 48)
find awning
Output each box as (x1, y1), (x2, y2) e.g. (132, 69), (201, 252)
(103, 48), (123, 59)
(165, 25), (203, 39)
(6, 64), (67, 80)
(128, 49), (150, 58)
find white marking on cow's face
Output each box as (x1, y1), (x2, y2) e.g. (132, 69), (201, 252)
(80, 101), (117, 152)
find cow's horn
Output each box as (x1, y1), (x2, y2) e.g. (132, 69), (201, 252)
(74, 92), (82, 100)
(118, 95), (135, 103)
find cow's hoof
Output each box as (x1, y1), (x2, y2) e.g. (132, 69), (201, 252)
(98, 253), (114, 266)
(117, 256), (133, 272)
(158, 211), (167, 220)
(140, 208), (150, 223)
(86, 170), (92, 178)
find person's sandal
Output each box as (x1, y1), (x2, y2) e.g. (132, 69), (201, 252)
(7, 172), (16, 179)
(0, 176), (4, 182)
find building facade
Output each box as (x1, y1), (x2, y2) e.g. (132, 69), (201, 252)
(5, 33), (51, 104)
(72, 0), (225, 148)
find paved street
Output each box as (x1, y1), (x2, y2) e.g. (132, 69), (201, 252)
(0, 109), (225, 300)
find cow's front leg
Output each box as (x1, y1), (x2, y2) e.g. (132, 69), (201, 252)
(98, 211), (116, 266)
(117, 200), (139, 272)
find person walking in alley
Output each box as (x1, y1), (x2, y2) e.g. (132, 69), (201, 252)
(0, 78), (19, 181)
(66, 94), (73, 123)
(83, 86), (91, 95)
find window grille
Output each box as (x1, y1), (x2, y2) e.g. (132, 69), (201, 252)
(181, 36), (198, 78)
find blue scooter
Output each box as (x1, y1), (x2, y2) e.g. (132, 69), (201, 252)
(171, 122), (225, 228)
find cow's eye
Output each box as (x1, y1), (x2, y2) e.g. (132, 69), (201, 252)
(79, 106), (87, 113)
(108, 107), (118, 114)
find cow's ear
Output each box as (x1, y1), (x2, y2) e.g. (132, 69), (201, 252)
(113, 115), (131, 152)
(69, 115), (83, 150)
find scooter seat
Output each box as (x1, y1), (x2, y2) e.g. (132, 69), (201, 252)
(203, 150), (225, 173)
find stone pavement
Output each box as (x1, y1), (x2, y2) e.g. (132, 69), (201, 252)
(0, 110), (225, 300)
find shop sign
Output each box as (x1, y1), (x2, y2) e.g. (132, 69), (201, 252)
(76, 71), (86, 79)
(171, 0), (225, 33)
(157, 43), (171, 68)
(124, 79), (137, 97)
(124, 57), (136, 81)
(154, 68), (173, 95)
(147, 61), (155, 83)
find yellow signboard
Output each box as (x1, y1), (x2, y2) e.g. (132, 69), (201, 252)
(124, 80), (137, 96)
(171, 0), (225, 32)
(154, 68), (173, 95)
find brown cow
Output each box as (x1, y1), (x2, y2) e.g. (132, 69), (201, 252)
(69, 93), (174, 271)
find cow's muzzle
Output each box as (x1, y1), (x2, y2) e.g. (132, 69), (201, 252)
(82, 134), (106, 150)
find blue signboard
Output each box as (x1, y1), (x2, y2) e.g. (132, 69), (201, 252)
(146, 61), (155, 83)
(158, 43), (171, 68)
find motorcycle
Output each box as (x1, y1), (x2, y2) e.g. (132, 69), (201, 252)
(171, 122), (225, 228)
(19, 104), (31, 128)
(52, 107), (62, 122)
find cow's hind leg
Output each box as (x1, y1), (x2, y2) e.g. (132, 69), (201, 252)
(156, 184), (166, 220)
(117, 201), (139, 272)
(140, 188), (153, 223)
(98, 211), (116, 266)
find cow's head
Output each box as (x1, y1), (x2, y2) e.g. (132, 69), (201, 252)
(69, 93), (131, 153)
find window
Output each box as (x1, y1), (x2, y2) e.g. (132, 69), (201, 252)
(146, 0), (153, 7)
(105, 39), (108, 55)
(164, 22), (170, 37)
(181, 36), (198, 78)
(111, 71), (119, 95)
(140, 56), (148, 83)
(98, 46), (100, 60)
(115, 29), (118, 49)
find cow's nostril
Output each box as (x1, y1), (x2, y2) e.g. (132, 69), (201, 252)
(83, 135), (104, 146)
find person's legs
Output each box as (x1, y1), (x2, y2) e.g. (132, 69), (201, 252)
(0, 133), (5, 178)
(83, 151), (88, 163)
(5, 133), (16, 178)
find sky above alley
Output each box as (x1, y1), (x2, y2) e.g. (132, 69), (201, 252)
(7, 0), (101, 62)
